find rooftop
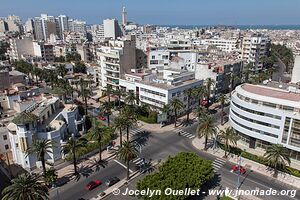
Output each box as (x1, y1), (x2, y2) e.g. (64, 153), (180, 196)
(241, 84), (300, 102)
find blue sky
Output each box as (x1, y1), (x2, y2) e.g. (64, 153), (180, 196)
(0, 0), (299, 25)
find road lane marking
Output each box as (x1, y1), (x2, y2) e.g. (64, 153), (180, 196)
(113, 159), (133, 173)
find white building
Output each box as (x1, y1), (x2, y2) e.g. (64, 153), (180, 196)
(230, 82), (300, 163)
(8, 96), (84, 171)
(148, 49), (170, 71)
(240, 32), (270, 72)
(96, 35), (136, 89)
(103, 19), (122, 40)
(119, 68), (203, 115)
(202, 38), (238, 52)
(291, 55), (300, 84)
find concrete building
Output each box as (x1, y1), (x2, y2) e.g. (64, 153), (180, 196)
(230, 82), (300, 163)
(56, 15), (69, 40)
(148, 49), (170, 71)
(103, 19), (122, 40)
(122, 7), (128, 26)
(119, 68), (203, 117)
(202, 38), (238, 52)
(240, 32), (270, 72)
(96, 35), (136, 89)
(291, 55), (300, 84)
(8, 96), (84, 171)
(68, 19), (86, 36)
(0, 20), (8, 33)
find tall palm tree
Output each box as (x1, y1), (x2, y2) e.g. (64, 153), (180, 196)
(193, 106), (207, 121)
(195, 85), (205, 106)
(62, 137), (88, 175)
(184, 88), (196, 122)
(113, 87), (123, 109)
(79, 78), (91, 116)
(196, 114), (217, 150)
(121, 106), (137, 141)
(1, 173), (48, 200)
(100, 101), (112, 126)
(205, 78), (215, 110)
(170, 97), (183, 127)
(264, 144), (291, 177)
(125, 91), (136, 106)
(218, 127), (239, 157)
(161, 103), (171, 123)
(116, 141), (138, 180)
(114, 115), (127, 147)
(90, 121), (112, 162)
(26, 139), (54, 175)
(218, 94), (227, 125)
(102, 85), (112, 105)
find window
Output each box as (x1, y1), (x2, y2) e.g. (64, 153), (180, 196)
(3, 135), (7, 140)
(5, 145), (9, 150)
(151, 56), (155, 59)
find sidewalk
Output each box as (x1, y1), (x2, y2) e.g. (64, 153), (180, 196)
(192, 123), (300, 190)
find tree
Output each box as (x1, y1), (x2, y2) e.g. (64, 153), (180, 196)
(218, 94), (227, 125)
(116, 141), (138, 180)
(74, 62), (87, 74)
(195, 85), (206, 106)
(1, 173), (48, 200)
(184, 88), (196, 122)
(125, 91), (137, 106)
(44, 168), (58, 187)
(114, 115), (127, 147)
(205, 78), (215, 110)
(102, 85), (112, 105)
(121, 105), (138, 141)
(136, 152), (214, 200)
(218, 127), (238, 157)
(193, 106), (207, 121)
(161, 104), (171, 123)
(100, 101), (112, 126)
(62, 137), (88, 175)
(230, 74), (240, 93)
(170, 97), (183, 127)
(264, 144), (291, 177)
(90, 121), (113, 162)
(79, 78), (91, 116)
(196, 114), (217, 150)
(26, 139), (54, 175)
(112, 87), (123, 109)
(66, 52), (81, 62)
(56, 64), (67, 78)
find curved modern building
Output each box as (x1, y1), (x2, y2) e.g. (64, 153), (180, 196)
(230, 82), (300, 161)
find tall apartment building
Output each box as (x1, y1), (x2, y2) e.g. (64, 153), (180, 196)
(240, 32), (270, 72)
(230, 82), (300, 164)
(56, 15), (69, 40)
(33, 14), (57, 41)
(122, 7), (128, 26)
(103, 19), (122, 39)
(68, 19), (86, 36)
(97, 35), (136, 89)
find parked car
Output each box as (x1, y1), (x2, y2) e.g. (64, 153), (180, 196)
(231, 165), (246, 174)
(97, 116), (107, 121)
(105, 177), (120, 187)
(85, 180), (102, 190)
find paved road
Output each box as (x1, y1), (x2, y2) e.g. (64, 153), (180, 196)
(50, 106), (299, 200)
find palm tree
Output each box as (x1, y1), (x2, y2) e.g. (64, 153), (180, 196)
(264, 144), (291, 177)
(218, 94), (227, 125)
(218, 127), (239, 157)
(121, 106), (137, 141)
(102, 85), (112, 105)
(114, 115), (127, 147)
(113, 87), (123, 109)
(26, 139), (54, 175)
(116, 141), (138, 180)
(62, 136), (88, 175)
(184, 88), (196, 122)
(1, 173), (48, 200)
(196, 114), (217, 150)
(195, 86), (206, 106)
(170, 97), (183, 127)
(161, 103), (171, 123)
(230, 74), (240, 93)
(193, 106), (207, 121)
(125, 91), (136, 106)
(90, 121), (112, 162)
(79, 78), (91, 116)
(100, 101), (112, 126)
(205, 78), (215, 110)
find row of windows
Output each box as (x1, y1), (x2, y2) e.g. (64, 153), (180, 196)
(140, 88), (166, 97)
(231, 109), (280, 130)
(230, 115), (278, 138)
(232, 100), (281, 120)
(140, 95), (165, 106)
(237, 93), (296, 112)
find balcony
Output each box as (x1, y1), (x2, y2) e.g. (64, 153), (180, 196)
(105, 66), (119, 72)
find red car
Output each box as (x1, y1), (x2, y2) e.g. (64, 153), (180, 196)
(86, 180), (102, 190)
(97, 116), (107, 121)
(231, 165), (246, 174)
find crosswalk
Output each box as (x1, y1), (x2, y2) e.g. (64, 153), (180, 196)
(174, 129), (195, 139)
(132, 158), (144, 165)
(212, 158), (226, 172)
(130, 128), (144, 136)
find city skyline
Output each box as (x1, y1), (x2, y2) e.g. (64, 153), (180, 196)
(1, 0), (300, 25)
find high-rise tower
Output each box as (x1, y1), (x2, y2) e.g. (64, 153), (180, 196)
(122, 7), (127, 26)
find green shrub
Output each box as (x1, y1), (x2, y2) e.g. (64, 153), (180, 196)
(220, 197), (233, 200)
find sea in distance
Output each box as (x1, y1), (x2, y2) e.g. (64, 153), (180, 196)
(162, 25), (300, 30)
